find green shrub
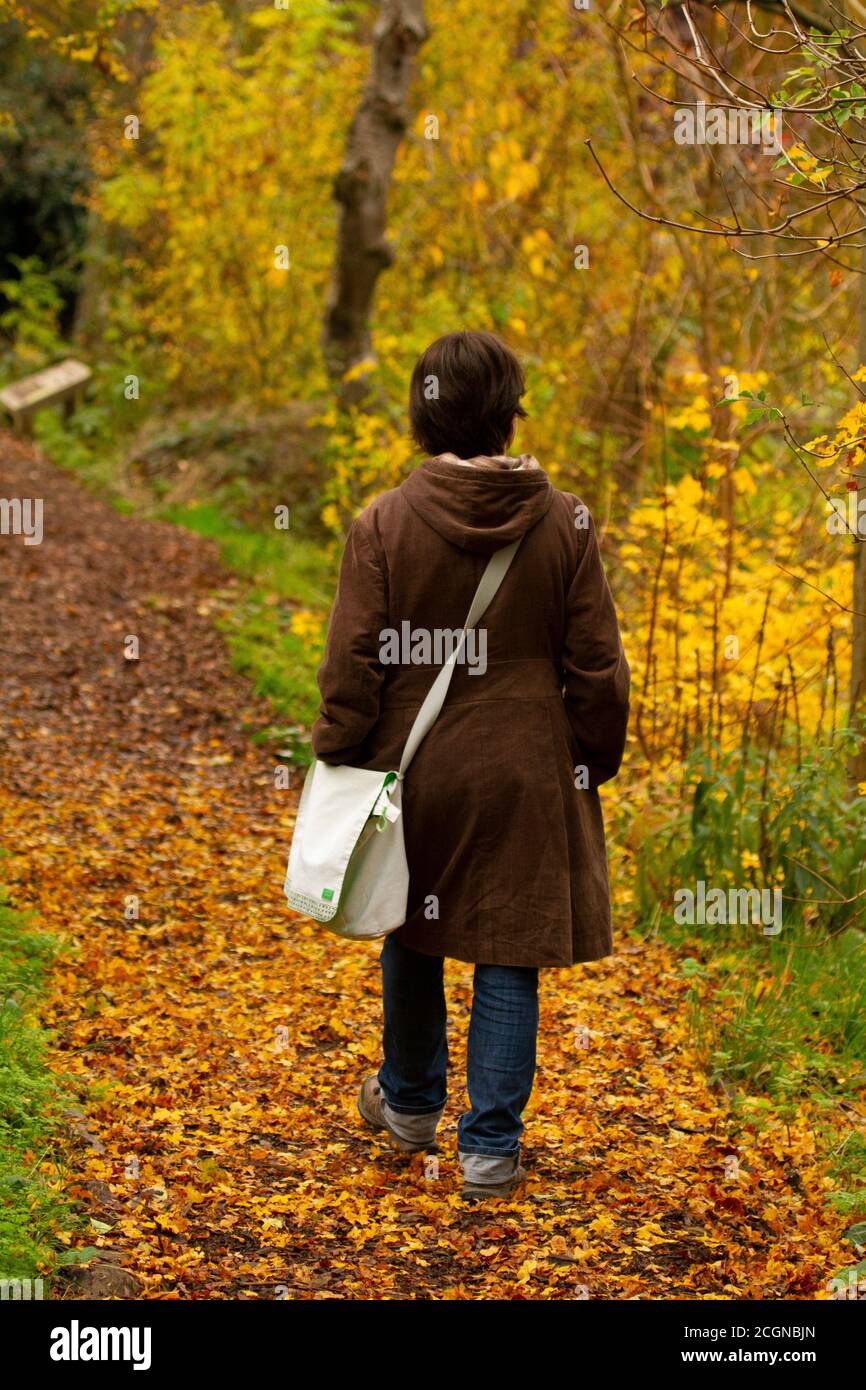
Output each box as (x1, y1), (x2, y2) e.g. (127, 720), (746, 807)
(0, 885), (77, 1283)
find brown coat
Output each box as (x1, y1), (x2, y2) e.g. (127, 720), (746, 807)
(311, 456), (630, 968)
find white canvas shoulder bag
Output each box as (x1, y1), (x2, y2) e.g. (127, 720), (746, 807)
(283, 537), (521, 939)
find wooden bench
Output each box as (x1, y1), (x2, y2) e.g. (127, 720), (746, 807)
(0, 358), (92, 435)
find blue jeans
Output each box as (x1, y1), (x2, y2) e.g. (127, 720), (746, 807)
(377, 934), (539, 1178)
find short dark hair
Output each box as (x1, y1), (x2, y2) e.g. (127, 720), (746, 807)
(408, 330), (528, 459)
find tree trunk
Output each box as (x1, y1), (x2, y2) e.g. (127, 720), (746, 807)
(72, 9), (158, 346)
(322, 0), (427, 404)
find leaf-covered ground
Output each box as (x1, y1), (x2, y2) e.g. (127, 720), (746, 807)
(0, 435), (851, 1299)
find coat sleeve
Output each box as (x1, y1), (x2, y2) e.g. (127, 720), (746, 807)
(562, 508), (630, 787)
(311, 518), (388, 766)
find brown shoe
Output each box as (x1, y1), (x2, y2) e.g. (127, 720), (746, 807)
(357, 1076), (437, 1154)
(462, 1164), (527, 1203)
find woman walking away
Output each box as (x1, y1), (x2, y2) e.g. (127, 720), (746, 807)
(311, 330), (630, 1201)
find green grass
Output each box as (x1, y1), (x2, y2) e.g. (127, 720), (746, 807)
(162, 502), (334, 607)
(632, 739), (866, 1221)
(619, 739), (866, 1206)
(0, 883), (77, 1286)
(33, 401), (137, 510)
(687, 925), (866, 1100)
(162, 503), (335, 760)
(681, 922), (866, 1225)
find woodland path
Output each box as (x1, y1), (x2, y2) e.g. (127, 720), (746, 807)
(0, 434), (848, 1299)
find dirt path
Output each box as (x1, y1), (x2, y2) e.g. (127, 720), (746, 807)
(0, 434), (849, 1299)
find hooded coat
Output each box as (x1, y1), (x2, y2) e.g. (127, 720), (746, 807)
(311, 455), (630, 968)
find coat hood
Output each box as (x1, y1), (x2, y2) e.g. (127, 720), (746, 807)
(401, 455), (555, 555)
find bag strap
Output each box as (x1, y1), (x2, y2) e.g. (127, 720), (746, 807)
(398, 537), (521, 779)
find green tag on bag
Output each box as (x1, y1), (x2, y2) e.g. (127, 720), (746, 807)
(322, 887), (334, 902)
